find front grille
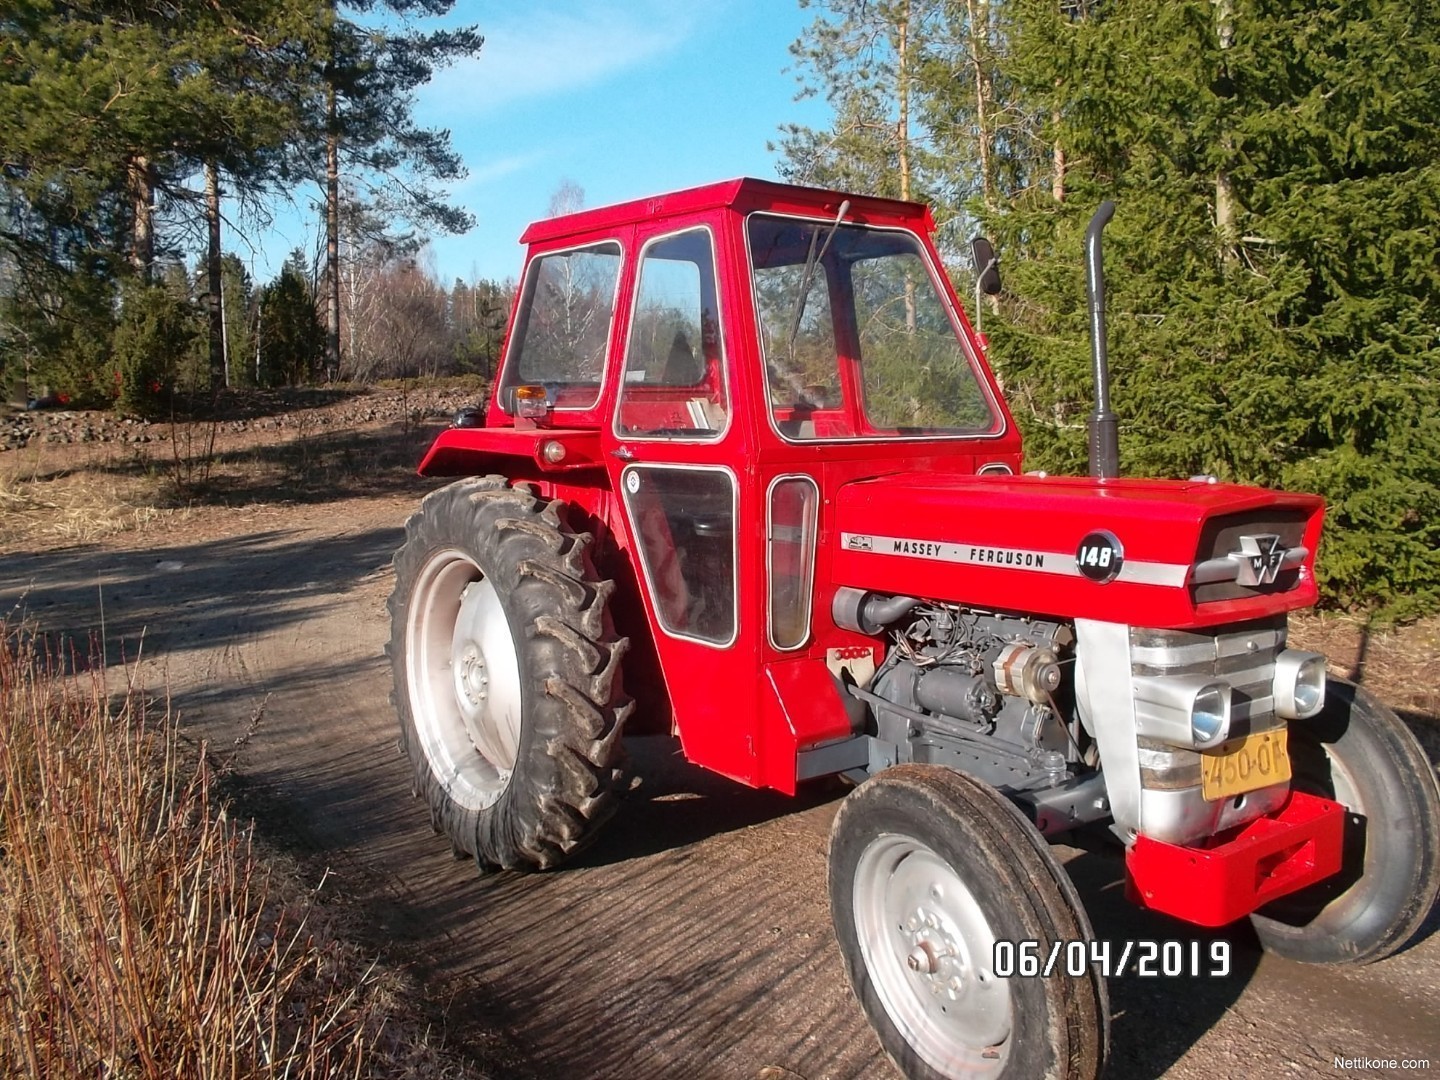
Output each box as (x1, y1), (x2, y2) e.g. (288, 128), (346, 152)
(1131, 616), (1286, 788)
(1191, 508), (1309, 604)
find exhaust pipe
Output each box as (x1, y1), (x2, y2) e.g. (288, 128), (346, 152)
(1085, 201), (1119, 480)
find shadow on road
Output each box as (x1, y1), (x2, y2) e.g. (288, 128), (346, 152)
(1, 523), (403, 665)
(573, 736), (850, 867)
(1062, 836), (1260, 1078)
(74, 419), (450, 507)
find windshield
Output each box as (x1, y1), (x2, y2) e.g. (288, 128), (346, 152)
(747, 214), (998, 440)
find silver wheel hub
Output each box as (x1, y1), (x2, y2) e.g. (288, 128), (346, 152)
(903, 907), (970, 995)
(405, 550), (523, 812)
(456, 644), (489, 709)
(854, 834), (1011, 1075)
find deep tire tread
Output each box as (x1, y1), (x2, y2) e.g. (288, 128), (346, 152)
(389, 475), (631, 872)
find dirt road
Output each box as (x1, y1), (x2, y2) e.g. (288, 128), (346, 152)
(3, 461), (1438, 1079)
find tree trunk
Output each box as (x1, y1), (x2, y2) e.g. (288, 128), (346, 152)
(1214, 0), (1236, 258)
(896, 0), (917, 332)
(965, 0), (996, 215)
(205, 161), (225, 389)
(897, 1), (911, 205)
(1052, 106), (1066, 202)
(128, 154), (155, 280)
(326, 81), (342, 379)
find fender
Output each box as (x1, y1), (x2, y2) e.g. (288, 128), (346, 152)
(418, 426), (607, 480)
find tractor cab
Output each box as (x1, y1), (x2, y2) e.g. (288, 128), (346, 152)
(420, 179), (1022, 789)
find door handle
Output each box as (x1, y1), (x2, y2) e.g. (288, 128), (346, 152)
(610, 446), (635, 461)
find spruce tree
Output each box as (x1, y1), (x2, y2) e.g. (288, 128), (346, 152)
(779, 0), (1440, 616)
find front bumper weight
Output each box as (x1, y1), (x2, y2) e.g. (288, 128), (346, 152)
(1124, 791), (1346, 927)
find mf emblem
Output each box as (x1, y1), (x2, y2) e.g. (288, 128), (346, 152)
(1235, 534), (1286, 586)
(847, 534), (873, 551)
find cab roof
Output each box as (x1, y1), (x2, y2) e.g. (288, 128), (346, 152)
(519, 177), (936, 246)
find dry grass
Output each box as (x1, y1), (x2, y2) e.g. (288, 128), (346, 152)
(0, 459), (189, 551)
(0, 626), (473, 1080)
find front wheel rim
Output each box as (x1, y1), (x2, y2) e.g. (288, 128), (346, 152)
(853, 833), (1012, 1076)
(406, 548), (523, 811)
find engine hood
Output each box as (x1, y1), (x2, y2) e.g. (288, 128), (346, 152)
(831, 472), (1324, 629)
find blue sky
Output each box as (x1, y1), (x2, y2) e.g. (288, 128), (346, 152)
(251, 0), (833, 288)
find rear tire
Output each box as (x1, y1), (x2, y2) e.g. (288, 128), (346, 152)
(828, 765), (1108, 1080)
(1251, 678), (1440, 964)
(389, 476), (631, 870)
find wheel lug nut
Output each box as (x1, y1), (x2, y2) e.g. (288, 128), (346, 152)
(906, 944), (938, 975)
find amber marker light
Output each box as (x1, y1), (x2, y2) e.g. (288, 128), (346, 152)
(514, 385), (549, 419)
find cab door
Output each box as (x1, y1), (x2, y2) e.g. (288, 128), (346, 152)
(603, 219), (764, 785)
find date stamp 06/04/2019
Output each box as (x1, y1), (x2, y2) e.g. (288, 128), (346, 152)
(992, 938), (1232, 979)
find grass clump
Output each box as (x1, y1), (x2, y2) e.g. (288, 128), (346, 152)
(0, 628), (419, 1079)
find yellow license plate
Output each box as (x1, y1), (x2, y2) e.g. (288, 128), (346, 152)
(1200, 728), (1291, 802)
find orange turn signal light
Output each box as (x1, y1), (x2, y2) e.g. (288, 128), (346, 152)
(514, 384), (549, 419)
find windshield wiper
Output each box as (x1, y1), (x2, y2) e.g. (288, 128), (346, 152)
(785, 199), (850, 366)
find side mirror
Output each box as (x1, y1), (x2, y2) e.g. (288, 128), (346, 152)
(970, 237), (1002, 296)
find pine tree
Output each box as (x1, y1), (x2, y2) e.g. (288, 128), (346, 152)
(0, 0), (327, 389)
(314, 1), (482, 374)
(258, 252), (326, 387)
(776, 0), (946, 206)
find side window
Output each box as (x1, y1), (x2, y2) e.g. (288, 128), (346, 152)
(622, 466), (736, 646)
(767, 476), (819, 649)
(500, 242), (622, 411)
(616, 229), (728, 438)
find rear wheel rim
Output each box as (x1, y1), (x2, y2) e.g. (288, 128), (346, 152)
(853, 833), (1012, 1076)
(406, 548), (523, 811)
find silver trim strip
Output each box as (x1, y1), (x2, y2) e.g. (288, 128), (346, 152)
(839, 531), (1190, 588)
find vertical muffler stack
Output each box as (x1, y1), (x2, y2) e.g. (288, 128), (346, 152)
(1085, 201), (1120, 480)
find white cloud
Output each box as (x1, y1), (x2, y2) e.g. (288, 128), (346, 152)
(423, 2), (700, 114)
(453, 150), (550, 191)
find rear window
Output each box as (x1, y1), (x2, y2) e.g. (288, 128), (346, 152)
(499, 241), (623, 411)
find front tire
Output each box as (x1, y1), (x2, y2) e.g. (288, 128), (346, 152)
(389, 476), (631, 870)
(829, 765), (1108, 1080)
(1251, 678), (1440, 964)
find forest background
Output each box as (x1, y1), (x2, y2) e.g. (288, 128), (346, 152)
(1, 0), (1436, 619)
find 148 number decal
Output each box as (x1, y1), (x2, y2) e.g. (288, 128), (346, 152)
(1076, 530), (1124, 583)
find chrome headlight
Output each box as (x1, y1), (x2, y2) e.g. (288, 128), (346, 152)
(1132, 674), (1233, 750)
(1273, 650), (1327, 719)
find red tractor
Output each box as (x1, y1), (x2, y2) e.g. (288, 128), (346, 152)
(388, 179), (1440, 1079)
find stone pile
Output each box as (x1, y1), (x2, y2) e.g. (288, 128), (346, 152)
(1, 385), (487, 453)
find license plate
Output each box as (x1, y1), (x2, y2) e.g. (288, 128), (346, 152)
(1200, 728), (1291, 802)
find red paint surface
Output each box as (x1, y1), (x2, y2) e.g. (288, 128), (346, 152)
(1124, 792), (1346, 927)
